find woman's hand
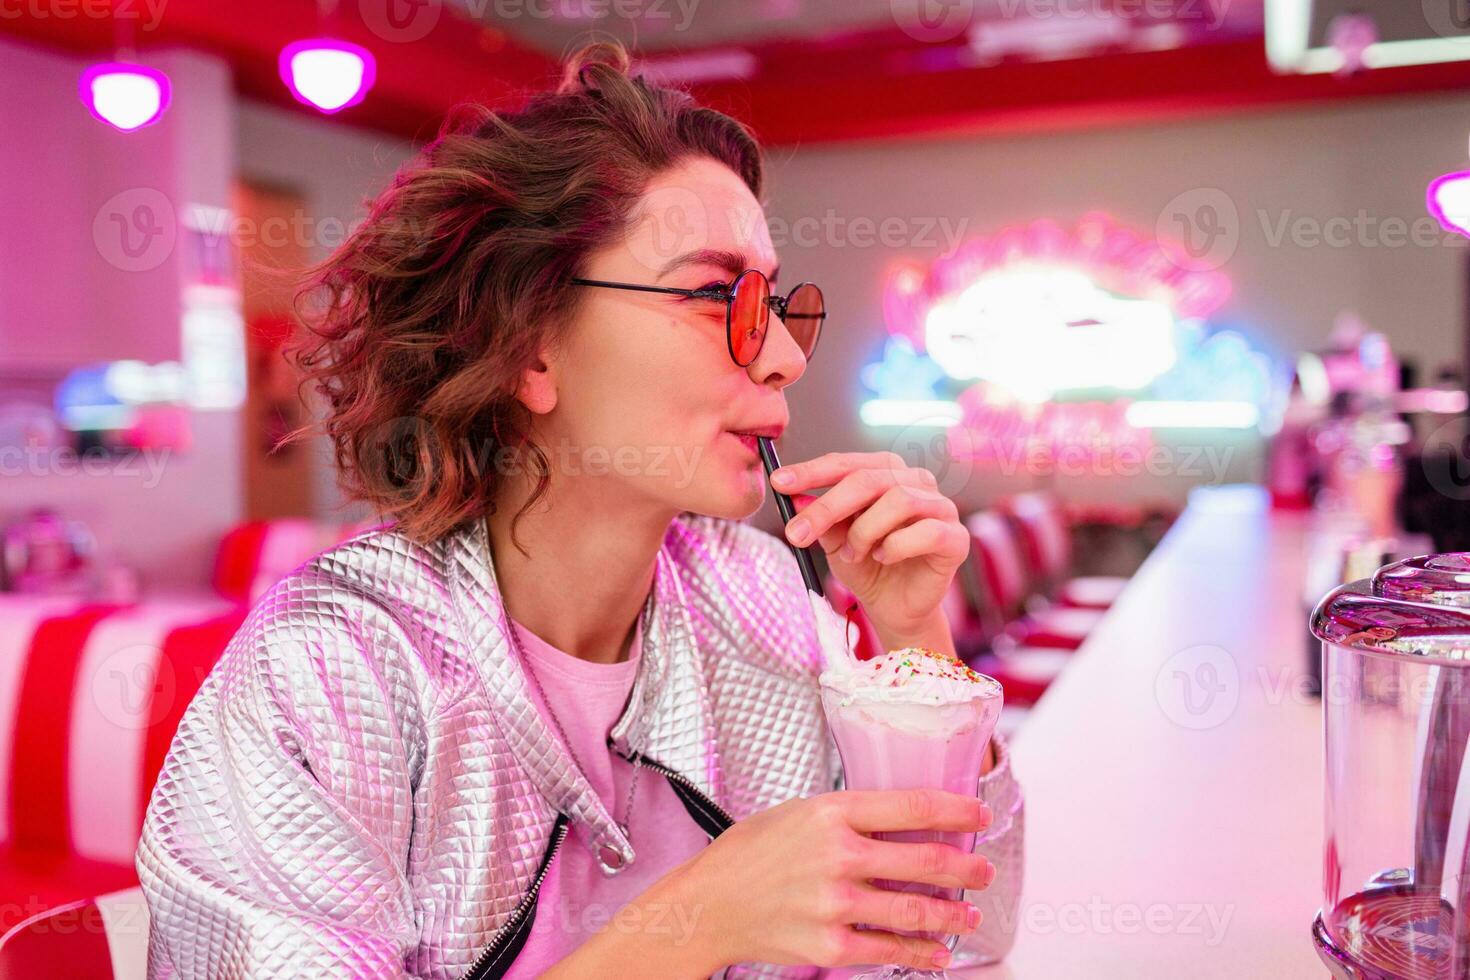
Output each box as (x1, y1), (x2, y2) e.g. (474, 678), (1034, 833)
(662, 789), (995, 974)
(771, 452), (969, 654)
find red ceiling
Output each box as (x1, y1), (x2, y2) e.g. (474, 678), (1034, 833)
(9, 0), (1470, 147)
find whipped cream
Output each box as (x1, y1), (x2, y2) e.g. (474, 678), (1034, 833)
(822, 646), (1000, 707)
(808, 589), (1000, 706)
(808, 589), (861, 671)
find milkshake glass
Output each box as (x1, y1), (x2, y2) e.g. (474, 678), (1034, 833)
(820, 647), (1003, 980)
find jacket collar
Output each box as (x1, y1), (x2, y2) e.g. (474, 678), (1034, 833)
(444, 516), (721, 873)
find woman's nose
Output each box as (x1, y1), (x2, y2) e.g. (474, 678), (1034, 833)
(747, 309), (807, 389)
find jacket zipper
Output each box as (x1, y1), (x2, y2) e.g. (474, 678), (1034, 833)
(614, 745), (736, 834)
(458, 815), (570, 980)
(458, 753), (732, 979)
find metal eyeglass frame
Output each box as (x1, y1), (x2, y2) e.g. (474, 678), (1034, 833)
(570, 269), (825, 367)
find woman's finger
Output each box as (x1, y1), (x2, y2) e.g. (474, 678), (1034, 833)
(840, 485), (957, 564)
(770, 451), (912, 495)
(870, 517), (970, 567)
(841, 884), (979, 938)
(839, 789), (992, 835)
(785, 467), (938, 549)
(855, 837), (994, 892)
(827, 925), (955, 972)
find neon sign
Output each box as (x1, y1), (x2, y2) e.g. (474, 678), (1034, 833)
(862, 214), (1276, 465)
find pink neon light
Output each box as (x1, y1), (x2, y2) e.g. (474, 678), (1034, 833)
(1427, 171), (1470, 239)
(948, 388), (1152, 467)
(882, 213), (1233, 353)
(278, 38), (377, 114)
(78, 62), (171, 132)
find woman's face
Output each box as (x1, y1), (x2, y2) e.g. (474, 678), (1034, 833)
(529, 155), (808, 521)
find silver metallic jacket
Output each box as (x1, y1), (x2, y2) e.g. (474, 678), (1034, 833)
(137, 513), (1023, 979)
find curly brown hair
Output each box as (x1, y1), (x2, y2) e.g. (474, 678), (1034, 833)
(287, 40), (764, 547)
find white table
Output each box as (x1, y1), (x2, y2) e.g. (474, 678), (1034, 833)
(959, 485), (1326, 979)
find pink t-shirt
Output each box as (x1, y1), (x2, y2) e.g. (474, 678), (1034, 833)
(504, 617), (712, 977)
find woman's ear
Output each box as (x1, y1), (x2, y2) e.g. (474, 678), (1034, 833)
(512, 349), (558, 416)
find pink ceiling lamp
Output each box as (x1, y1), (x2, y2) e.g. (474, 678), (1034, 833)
(1428, 170), (1470, 238)
(278, 38), (376, 114)
(78, 61), (170, 132)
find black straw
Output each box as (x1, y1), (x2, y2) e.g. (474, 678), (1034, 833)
(757, 436), (824, 598)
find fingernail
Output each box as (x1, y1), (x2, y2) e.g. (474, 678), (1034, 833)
(984, 862), (997, 888)
(871, 546), (886, 562)
(966, 904), (980, 930)
(771, 469), (795, 488)
(787, 518), (811, 545)
(839, 544), (855, 562)
(933, 949), (952, 968)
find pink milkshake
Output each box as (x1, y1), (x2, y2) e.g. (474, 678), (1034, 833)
(820, 648), (1002, 948)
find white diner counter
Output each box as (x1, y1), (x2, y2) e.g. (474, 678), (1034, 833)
(958, 484), (1325, 978)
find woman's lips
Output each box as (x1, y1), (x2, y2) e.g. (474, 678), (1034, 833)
(728, 431), (760, 457)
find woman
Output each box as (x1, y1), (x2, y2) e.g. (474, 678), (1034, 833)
(137, 42), (1021, 979)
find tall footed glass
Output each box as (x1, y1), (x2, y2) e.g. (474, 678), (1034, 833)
(820, 660), (1003, 980)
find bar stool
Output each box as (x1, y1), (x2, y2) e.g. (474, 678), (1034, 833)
(964, 510), (1101, 650)
(1008, 491), (1128, 611)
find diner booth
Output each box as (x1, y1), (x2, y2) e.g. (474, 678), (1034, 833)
(4, 2), (1470, 976)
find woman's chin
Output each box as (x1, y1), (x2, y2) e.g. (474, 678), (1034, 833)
(681, 467), (767, 521)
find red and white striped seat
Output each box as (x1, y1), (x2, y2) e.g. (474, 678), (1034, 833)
(212, 517), (367, 606)
(0, 595), (240, 912)
(964, 511), (1097, 650)
(0, 885), (148, 978)
(0, 517), (379, 919)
